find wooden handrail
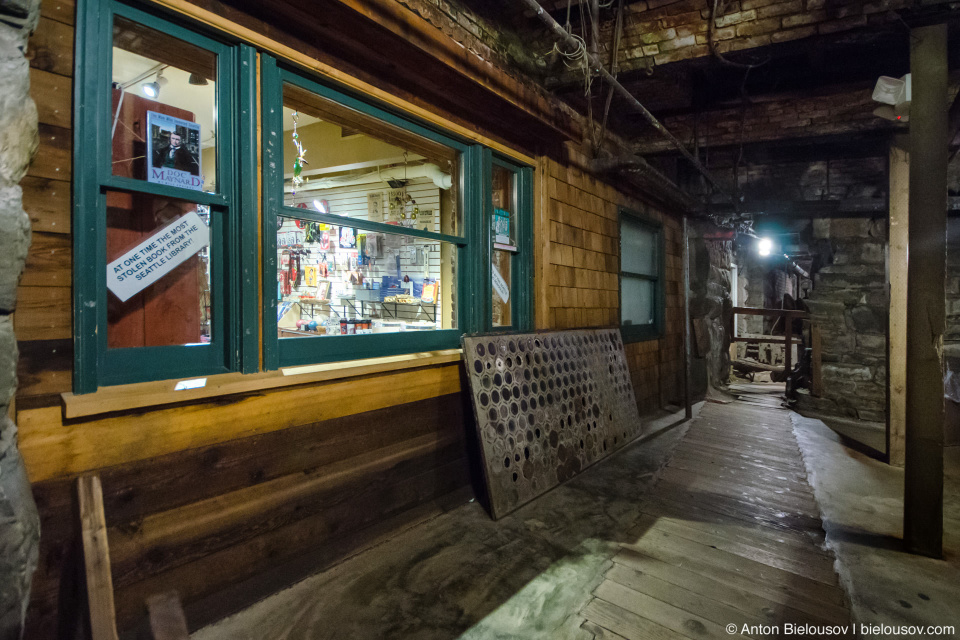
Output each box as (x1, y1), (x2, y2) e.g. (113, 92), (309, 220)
(732, 306), (808, 318)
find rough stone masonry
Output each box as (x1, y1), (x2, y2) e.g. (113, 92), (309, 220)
(0, 0), (41, 638)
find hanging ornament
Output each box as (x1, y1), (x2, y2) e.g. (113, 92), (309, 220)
(291, 111), (308, 195)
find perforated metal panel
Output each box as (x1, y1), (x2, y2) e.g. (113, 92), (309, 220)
(462, 329), (643, 519)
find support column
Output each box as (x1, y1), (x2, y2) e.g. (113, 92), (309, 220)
(888, 140), (909, 467)
(904, 24), (948, 558)
(682, 215), (692, 420)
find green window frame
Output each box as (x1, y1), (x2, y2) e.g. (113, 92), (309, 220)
(73, 0), (534, 392)
(260, 58), (534, 368)
(484, 152), (534, 333)
(73, 0), (260, 393)
(619, 208), (665, 343)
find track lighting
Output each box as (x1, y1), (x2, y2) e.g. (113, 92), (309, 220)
(142, 70), (167, 99)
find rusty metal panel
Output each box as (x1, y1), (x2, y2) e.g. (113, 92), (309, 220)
(462, 329), (643, 519)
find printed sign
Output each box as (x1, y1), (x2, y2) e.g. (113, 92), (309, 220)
(492, 264), (510, 303)
(107, 210), (210, 302)
(147, 111), (204, 191)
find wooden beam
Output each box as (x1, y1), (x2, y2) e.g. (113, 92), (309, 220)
(888, 140), (909, 467)
(78, 475), (119, 640)
(903, 23), (947, 559)
(732, 307), (808, 318)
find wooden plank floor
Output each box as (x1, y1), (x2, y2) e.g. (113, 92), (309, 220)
(581, 399), (851, 640)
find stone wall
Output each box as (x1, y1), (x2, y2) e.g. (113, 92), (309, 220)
(801, 217), (887, 422)
(688, 224), (733, 395)
(0, 0), (41, 637)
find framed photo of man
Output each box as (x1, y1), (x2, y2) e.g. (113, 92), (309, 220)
(146, 111), (204, 191)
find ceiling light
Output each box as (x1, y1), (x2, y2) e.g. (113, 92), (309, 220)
(757, 237), (773, 257)
(313, 199), (328, 214)
(188, 73), (209, 86)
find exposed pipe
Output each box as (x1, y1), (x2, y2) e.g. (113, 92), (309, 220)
(590, 154), (698, 211)
(521, 0), (739, 205)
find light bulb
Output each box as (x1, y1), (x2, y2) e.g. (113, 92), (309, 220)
(758, 238), (773, 257)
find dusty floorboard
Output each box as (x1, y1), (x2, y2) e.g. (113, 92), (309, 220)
(580, 400), (851, 640)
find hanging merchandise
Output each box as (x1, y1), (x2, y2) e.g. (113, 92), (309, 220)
(305, 265), (317, 287)
(291, 111), (308, 195)
(319, 230), (330, 251)
(339, 226), (357, 249)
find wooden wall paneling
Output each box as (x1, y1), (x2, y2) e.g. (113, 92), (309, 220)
(28, 16), (74, 77)
(31, 67), (72, 129)
(18, 363), (463, 482)
(28, 124), (71, 182)
(16, 338), (73, 398)
(14, 286), (72, 341)
(111, 455), (470, 627)
(21, 176), (71, 234)
(107, 431), (467, 590)
(99, 393), (465, 524)
(41, 0), (75, 25)
(21, 232), (71, 287)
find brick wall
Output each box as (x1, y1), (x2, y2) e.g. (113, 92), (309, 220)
(547, 0), (954, 74)
(543, 154), (685, 415)
(634, 87), (890, 153)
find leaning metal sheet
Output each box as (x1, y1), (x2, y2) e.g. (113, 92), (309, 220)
(461, 329), (643, 519)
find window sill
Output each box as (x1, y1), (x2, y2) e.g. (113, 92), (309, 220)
(61, 349), (463, 419)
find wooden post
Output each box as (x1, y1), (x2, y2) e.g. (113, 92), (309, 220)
(904, 24), (947, 558)
(78, 475), (120, 640)
(888, 139), (909, 467)
(682, 215), (692, 419)
(811, 323), (823, 398)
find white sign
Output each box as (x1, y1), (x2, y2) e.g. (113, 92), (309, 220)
(107, 210), (210, 302)
(492, 264), (510, 303)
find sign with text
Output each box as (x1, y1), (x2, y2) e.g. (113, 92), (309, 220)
(107, 210), (210, 302)
(492, 263), (510, 303)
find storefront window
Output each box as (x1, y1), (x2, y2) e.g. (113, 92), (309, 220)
(111, 15), (218, 193)
(276, 217), (457, 337)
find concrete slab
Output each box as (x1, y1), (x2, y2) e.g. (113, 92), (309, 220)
(792, 413), (960, 637)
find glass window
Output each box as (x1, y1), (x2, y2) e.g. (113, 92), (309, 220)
(106, 191), (214, 348)
(112, 15), (219, 193)
(276, 216), (457, 337)
(264, 71), (471, 367)
(281, 83), (460, 235)
(74, 2), (244, 392)
(491, 164), (516, 327)
(620, 211), (663, 341)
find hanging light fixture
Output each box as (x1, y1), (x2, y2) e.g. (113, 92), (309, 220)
(188, 73), (208, 86)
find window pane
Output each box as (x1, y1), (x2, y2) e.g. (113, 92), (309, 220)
(281, 83), (461, 235)
(622, 276), (655, 327)
(492, 164), (516, 246)
(112, 16), (218, 193)
(277, 217), (457, 337)
(492, 249), (512, 327)
(621, 216), (657, 276)
(106, 190), (213, 348)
